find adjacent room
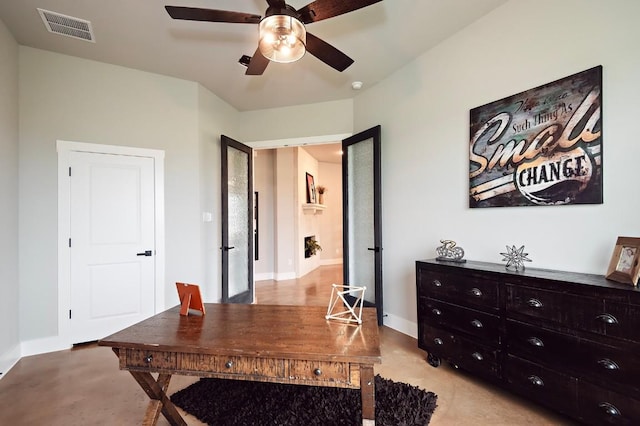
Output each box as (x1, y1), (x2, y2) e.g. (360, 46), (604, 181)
(1, 0), (639, 425)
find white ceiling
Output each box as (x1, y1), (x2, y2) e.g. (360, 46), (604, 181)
(0, 0), (507, 112)
(301, 143), (342, 163)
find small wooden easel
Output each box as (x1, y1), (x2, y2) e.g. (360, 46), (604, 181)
(176, 282), (205, 316)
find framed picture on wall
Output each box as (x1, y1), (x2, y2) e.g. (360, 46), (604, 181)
(306, 172), (317, 204)
(469, 65), (603, 208)
(606, 237), (640, 286)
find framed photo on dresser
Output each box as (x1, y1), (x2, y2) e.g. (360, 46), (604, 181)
(606, 237), (640, 286)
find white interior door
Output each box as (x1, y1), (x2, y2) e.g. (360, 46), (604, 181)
(69, 151), (156, 343)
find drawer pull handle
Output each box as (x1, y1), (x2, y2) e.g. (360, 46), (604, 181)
(432, 308), (442, 316)
(145, 354), (153, 364)
(527, 337), (544, 347)
(469, 287), (483, 297)
(434, 338), (443, 345)
(433, 280), (442, 287)
(598, 402), (621, 417)
(225, 361), (233, 369)
(528, 375), (544, 387)
(313, 368), (322, 376)
(597, 358), (619, 370)
(596, 313), (618, 324)
(470, 319), (483, 328)
(471, 352), (483, 361)
(527, 298), (543, 308)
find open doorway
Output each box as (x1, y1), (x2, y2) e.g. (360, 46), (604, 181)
(253, 143), (343, 287)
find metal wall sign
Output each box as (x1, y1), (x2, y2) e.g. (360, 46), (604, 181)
(469, 66), (603, 208)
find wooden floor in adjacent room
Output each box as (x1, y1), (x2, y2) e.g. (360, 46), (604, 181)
(0, 265), (574, 425)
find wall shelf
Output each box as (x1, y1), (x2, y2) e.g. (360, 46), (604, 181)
(302, 203), (326, 215)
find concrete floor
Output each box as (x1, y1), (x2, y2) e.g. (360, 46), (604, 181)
(0, 265), (574, 425)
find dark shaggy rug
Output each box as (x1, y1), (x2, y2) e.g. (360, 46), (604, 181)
(171, 375), (437, 426)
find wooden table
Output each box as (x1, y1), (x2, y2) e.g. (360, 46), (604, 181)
(98, 304), (382, 425)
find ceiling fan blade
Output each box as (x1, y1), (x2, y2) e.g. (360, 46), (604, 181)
(298, 0), (382, 24)
(305, 32), (354, 72)
(245, 48), (270, 75)
(165, 6), (261, 24)
(266, 0), (287, 8)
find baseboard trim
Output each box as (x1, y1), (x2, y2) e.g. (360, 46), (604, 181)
(274, 272), (297, 281)
(20, 335), (70, 358)
(256, 263), (343, 282)
(383, 313), (417, 339)
(254, 272), (274, 281)
(254, 272), (296, 281)
(0, 343), (21, 380)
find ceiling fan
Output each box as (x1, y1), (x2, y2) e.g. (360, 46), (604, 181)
(165, 0), (383, 75)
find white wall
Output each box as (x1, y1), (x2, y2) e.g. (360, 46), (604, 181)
(198, 85), (239, 302)
(354, 0), (640, 335)
(0, 18), (20, 374)
(18, 47), (236, 343)
(254, 150), (342, 279)
(237, 100), (353, 142)
(274, 148), (297, 279)
(318, 161), (343, 265)
(9, 0), (640, 357)
(254, 149), (276, 280)
(298, 148), (321, 276)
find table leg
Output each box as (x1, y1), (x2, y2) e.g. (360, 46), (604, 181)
(129, 371), (187, 426)
(360, 364), (375, 426)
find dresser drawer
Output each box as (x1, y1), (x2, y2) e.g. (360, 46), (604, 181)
(421, 326), (499, 381)
(507, 285), (640, 343)
(506, 320), (576, 367)
(504, 355), (578, 416)
(506, 284), (603, 331)
(422, 298), (500, 343)
(581, 348), (640, 398)
(418, 269), (499, 310)
(506, 320), (640, 394)
(600, 301), (640, 342)
(578, 380), (640, 426)
(179, 353), (286, 379)
(506, 285), (564, 323)
(288, 360), (351, 384)
(122, 349), (177, 370)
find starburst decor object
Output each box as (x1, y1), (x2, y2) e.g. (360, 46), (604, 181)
(500, 245), (532, 271)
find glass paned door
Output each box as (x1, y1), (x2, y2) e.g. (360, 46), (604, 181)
(342, 126), (383, 324)
(221, 135), (253, 303)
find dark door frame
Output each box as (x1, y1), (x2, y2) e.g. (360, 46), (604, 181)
(221, 135), (254, 303)
(342, 125), (383, 325)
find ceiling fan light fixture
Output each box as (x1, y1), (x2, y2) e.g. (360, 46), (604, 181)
(258, 14), (306, 63)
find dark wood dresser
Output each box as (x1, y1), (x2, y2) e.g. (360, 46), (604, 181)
(416, 259), (640, 425)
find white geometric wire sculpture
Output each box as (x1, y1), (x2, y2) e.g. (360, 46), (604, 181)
(325, 284), (366, 324)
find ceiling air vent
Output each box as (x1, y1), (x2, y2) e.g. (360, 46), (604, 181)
(37, 8), (95, 43)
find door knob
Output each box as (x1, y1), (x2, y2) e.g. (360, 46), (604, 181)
(136, 250), (152, 256)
